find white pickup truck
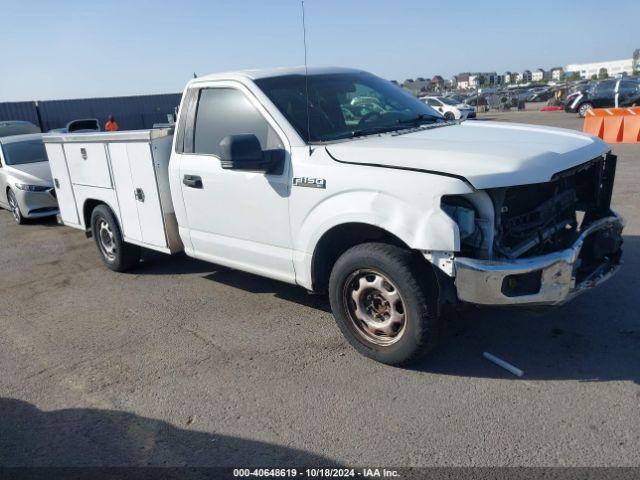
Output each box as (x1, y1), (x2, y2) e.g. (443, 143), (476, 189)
(44, 67), (623, 365)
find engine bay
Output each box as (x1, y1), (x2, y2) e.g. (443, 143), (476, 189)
(443, 154), (621, 262)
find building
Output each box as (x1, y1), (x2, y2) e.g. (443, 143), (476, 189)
(431, 75), (445, 90)
(550, 67), (564, 81)
(469, 72), (498, 87)
(515, 70), (532, 83)
(453, 73), (470, 90)
(0, 93), (181, 132)
(531, 69), (546, 82)
(502, 71), (513, 84)
(402, 78), (431, 95)
(453, 72), (498, 89)
(565, 58), (633, 79)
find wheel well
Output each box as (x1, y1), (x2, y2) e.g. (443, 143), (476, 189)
(311, 223), (413, 293)
(82, 199), (108, 236)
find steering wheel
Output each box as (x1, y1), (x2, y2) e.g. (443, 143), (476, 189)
(358, 111), (381, 126)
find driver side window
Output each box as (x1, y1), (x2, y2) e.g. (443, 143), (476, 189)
(192, 88), (283, 157)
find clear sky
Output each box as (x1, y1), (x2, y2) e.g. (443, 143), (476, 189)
(1, 0), (638, 101)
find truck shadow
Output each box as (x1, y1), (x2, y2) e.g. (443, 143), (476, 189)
(203, 269), (332, 313)
(0, 397), (339, 467)
(415, 235), (640, 383)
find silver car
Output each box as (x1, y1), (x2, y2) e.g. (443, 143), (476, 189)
(0, 134), (58, 224)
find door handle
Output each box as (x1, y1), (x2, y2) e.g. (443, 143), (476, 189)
(134, 188), (145, 202)
(183, 175), (203, 189)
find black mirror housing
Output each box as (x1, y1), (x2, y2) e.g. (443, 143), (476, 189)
(219, 134), (272, 172)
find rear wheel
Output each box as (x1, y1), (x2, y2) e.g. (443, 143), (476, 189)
(90, 205), (140, 272)
(7, 190), (24, 225)
(578, 102), (593, 117)
(329, 243), (441, 366)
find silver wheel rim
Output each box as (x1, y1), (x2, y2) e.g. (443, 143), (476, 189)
(8, 192), (20, 223)
(97, 219), (117, 262)
(580, 104), (592, 116)
(342, 269), (407, 346)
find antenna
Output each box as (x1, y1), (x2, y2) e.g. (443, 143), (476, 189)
(301, 0), (312, 154)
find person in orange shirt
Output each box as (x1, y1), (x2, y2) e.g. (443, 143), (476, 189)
(105, 115), (119, 132)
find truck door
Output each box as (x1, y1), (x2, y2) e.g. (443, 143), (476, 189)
(174, 83), (295, 283)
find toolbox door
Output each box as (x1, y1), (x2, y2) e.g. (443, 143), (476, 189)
(45, 143), (80, 226)
(108, 143), (143, 243)
(126, 142), (168, 248)
(64, 143), (112, 188)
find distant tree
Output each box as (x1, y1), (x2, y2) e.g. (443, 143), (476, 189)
(566, 71), (581, 81)
(598, 68), (609, 80)
(591, 74), (598, 80)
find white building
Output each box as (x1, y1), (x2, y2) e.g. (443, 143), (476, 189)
(531, 69), (546, 82)
(565, 58), (633, 79)
(515, 70), (532, 83)
(550, 67), (564, 81)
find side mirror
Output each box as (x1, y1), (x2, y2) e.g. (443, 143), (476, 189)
(219, 134), (272, 172)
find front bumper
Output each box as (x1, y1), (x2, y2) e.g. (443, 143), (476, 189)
(16, 188), (59, 218)
(454, 214), (623, 306)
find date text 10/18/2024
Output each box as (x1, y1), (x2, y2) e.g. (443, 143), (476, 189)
(233, 468), (401, 478)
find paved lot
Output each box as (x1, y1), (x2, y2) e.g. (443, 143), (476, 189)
(1, 109), (639, 467)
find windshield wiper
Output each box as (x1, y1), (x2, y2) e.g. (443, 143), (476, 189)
(397, 113), (442, 125)
(348, 126), (402, 138)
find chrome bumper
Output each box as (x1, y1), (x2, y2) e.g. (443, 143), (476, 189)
(454, 215), (623, 306)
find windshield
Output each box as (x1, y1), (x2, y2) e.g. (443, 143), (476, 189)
(255, 72), (444, 142)
(440, 97), (460, 106)
(2, 139), (47, 166)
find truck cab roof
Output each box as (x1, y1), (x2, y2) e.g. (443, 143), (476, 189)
(189, 66), (366, 85)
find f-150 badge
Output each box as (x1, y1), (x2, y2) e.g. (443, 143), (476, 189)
(293, 177), (326, 189)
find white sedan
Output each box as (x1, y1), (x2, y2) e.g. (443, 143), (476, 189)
(421, 96), (476, 120)
(0, 134), (58, 224)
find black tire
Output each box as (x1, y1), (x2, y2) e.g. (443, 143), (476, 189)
(90, 204), (140, 272)
(328, 243), (441, 366)
(578, 102), (593, 118)
(444, 111), (456, 121)
(7, 189), (25, 225)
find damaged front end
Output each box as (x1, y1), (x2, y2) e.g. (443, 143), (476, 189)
(445, 153), (624, 306)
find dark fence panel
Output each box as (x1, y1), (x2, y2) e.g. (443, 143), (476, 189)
(0, 101), (40, 126)
(36, 93), (182, 131)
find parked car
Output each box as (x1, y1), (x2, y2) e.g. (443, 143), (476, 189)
(0, 134), (58, 224)
(49, 118), (100, 134)
(0, 120), (41, 137)
(527, 87), (553, 102)
(565, 79), (640, 117)
(44, 67), (623, 366)
(420, 96), (476, 120)
(464, 95), (488, 107)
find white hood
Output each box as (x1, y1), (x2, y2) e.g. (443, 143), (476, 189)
(325, 121), (609, 189)
(8, 161), (53, 186)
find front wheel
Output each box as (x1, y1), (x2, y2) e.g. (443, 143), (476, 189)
(7, 190), (24, 225)
(444, 111), (456, 121)
(328, 243), (441, 366)
(578, 102), (593, 118)
(90, 205), (140, 272)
